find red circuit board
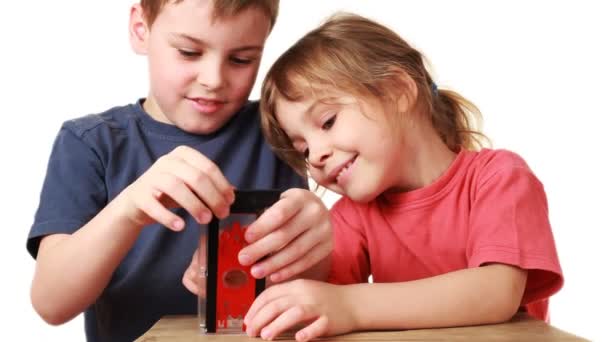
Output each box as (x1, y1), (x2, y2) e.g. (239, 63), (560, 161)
(216, 221), (254, 331)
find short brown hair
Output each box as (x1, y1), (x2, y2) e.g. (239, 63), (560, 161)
(140, 0), (279, 29)
(261, 13), (488, 176)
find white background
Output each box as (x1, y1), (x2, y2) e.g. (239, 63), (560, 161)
(1, 1), (606, 340)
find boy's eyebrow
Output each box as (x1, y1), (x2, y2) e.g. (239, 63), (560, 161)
(171, 33), (263, 52)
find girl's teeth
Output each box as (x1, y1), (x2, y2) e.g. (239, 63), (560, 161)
(337, 161), (353, 179)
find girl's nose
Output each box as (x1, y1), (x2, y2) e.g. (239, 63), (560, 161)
(308, 143), (332, 168)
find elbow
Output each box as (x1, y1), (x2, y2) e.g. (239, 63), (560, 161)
(487, 296), (521, 324)
(484, 282), (526, 324)
(31, 285), (74, 325)
(483, 265), (528, 324)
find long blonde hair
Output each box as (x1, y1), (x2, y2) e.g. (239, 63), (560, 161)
(261, 13), (488, 176)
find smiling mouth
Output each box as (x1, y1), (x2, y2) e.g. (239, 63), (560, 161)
(335, 156), (357, 184)
(188, 97), (226, 114)
(190, 97), (226, 105)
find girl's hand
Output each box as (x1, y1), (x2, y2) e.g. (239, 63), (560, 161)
(244, 279), (355, 341)
(117, 145), (235, 231)
(238, 189), (333, 283)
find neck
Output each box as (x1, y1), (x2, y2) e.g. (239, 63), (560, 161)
(389, 119), (457, 193)
(143, 95), (172, 124)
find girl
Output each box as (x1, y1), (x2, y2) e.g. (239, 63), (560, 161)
(243, 13), (563, 341)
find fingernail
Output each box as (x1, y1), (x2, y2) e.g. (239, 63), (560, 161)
(261, 328), (271, 339)
(251, 265), (264, 278)
(239, 253), (252, 265)
(245, 231), (254, 242)
(173, 220), (184, 230)
(200, 212), (211, 223)
(220, 207), (230, 219)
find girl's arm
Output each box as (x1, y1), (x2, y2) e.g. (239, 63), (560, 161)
(347, 263), (527, 331)
(245, 263), (527, 341)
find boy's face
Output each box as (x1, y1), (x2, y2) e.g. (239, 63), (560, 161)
(130, 1), (270, 134)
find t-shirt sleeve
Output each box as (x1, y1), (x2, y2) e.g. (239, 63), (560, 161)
(27, 125), (107, 258)
(467, 154), (563, 306)
(327, 199), (370, 285)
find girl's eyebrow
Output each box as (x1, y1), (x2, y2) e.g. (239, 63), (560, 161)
(170, 33), (262, 52)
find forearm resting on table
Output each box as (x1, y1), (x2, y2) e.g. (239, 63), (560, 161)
(345, 264), (527, 331)
(31, 199), (143, 325)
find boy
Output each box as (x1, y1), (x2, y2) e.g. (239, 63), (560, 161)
(27, 1), (332, 341)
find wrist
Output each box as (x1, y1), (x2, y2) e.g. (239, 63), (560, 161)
(342, 283), (365, 331)
(107, 193), (146, 234)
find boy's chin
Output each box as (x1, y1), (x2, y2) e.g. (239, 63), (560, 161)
(176, 117), (230, 135)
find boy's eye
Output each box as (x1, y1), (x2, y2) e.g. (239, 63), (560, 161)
(302, 148), (310, 159)
(230, 56), (255, 65)
(322, 115), (336, 130)
(178, 49), (201, 58)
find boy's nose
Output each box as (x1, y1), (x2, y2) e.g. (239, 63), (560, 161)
(197, 59), (225, 91)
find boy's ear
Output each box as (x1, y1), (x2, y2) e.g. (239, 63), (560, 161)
(129, 4), (149, 55)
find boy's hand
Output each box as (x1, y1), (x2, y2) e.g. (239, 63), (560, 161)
(182, 248), (200, 295)
(118, 145), (235, 231)
(238, 189), (333, 283)
(182, 239), (207, 296)
(244, 279), (354, 341)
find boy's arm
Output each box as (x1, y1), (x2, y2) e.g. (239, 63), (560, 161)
(31, 145), (234, 325)
(346, 263), (527, 331)
(31, 198), (144, 325)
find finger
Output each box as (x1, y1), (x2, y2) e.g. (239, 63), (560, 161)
(160, 157), (230, 220)
(246, 296), (294, 338)
(295, 316), (329, 342)
(239, 222), (304, 273)
(182, 266), (199, 295)
(269, 240), (332, 283)
(245, 282), (289, 327)
(260, 306), (315, 340)
(171, 146), (235, 203)
(155, 172), (211, 223)
(239, 198), (312, 269)
(139, 194), (185, 231)
(252, 216), (330, 280)
(244, 194), (301, 244)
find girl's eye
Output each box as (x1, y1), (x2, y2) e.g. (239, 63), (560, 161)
(178, 49), (201, 58)
(322, 115), (336, 130)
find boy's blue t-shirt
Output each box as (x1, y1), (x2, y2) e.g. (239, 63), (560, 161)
(26, 99), (306, 342)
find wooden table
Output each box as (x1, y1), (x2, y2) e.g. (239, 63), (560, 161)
(136, 313), (589, 341)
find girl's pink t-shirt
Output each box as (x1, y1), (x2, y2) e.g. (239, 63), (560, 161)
(328, 149), (563, 321)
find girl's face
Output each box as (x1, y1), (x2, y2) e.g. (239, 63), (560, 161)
(275, 91), (408, 203)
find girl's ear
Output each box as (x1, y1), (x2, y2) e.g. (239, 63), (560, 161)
(391, 68), (419, 114)
(129, 4), (149, 55)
